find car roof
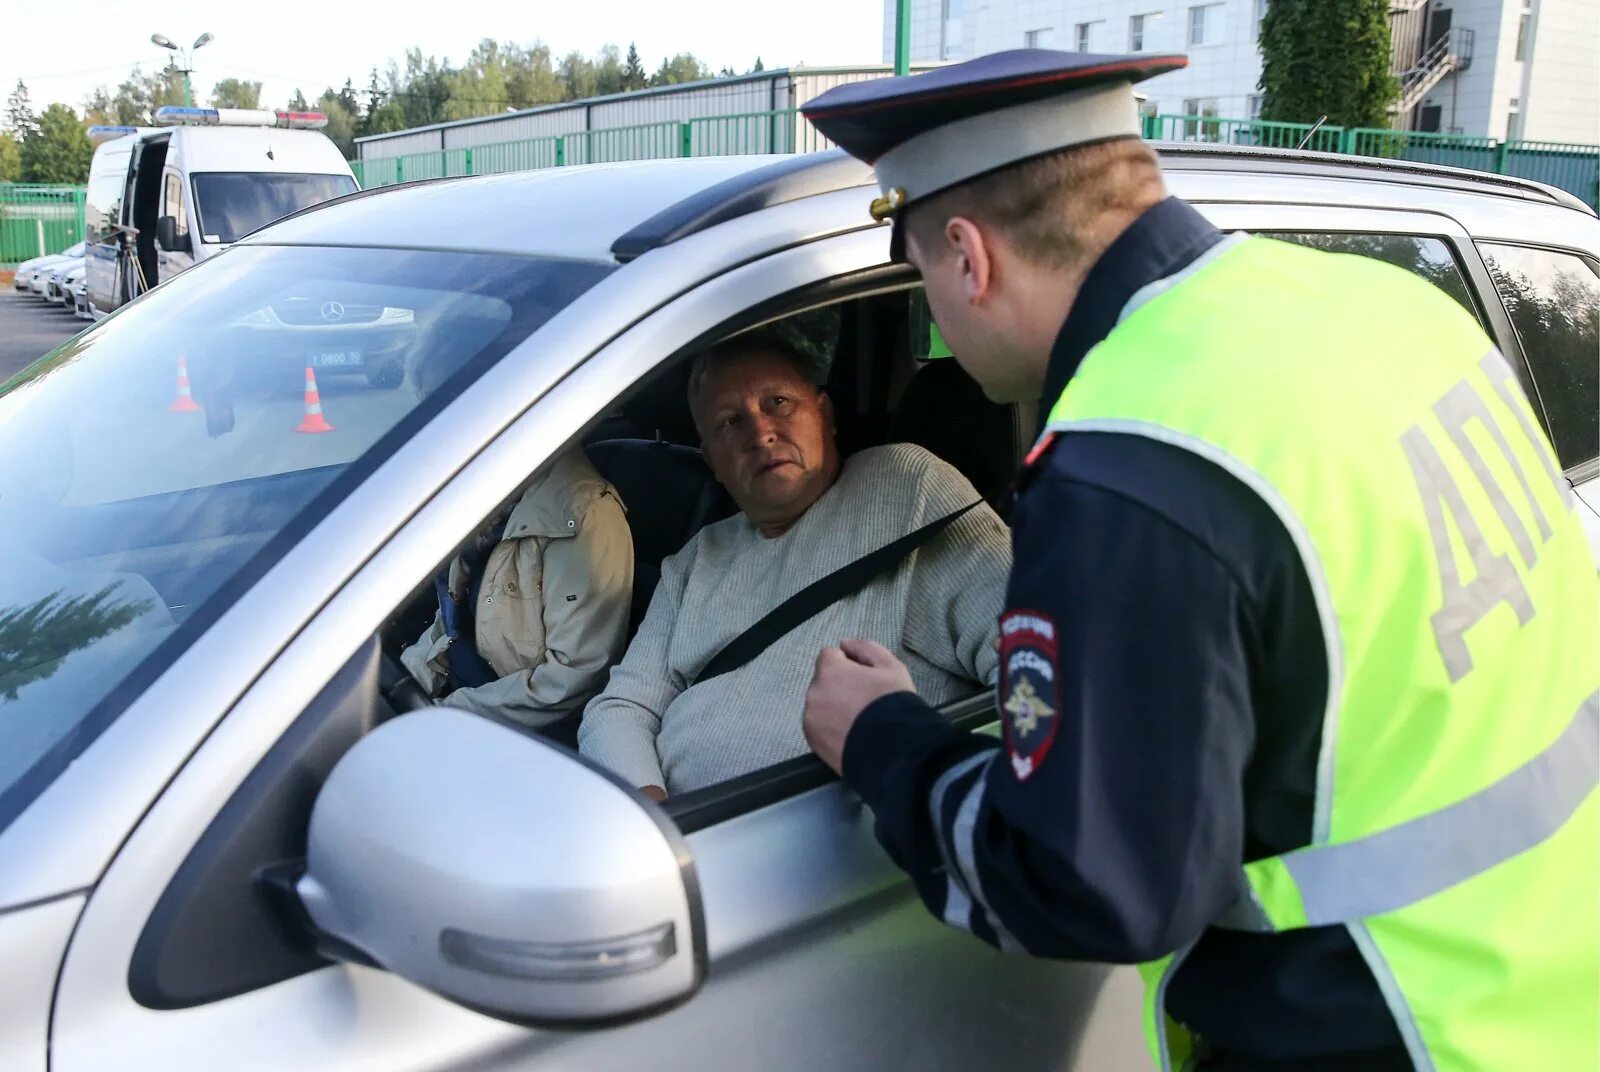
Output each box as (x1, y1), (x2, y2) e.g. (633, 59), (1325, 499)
(239, 144), (1596, 264)
(243, 156), (794, 262)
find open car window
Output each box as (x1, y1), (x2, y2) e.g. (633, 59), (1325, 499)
(0, 245), (613, 835)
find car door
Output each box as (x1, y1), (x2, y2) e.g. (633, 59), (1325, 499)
(156, 168), (195, 279)
(50, 209), (1146, 1071)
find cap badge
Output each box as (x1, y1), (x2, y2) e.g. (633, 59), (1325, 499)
(869, 186), (908, 222)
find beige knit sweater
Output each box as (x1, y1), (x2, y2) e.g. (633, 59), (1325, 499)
(577, 443), (1010, 794)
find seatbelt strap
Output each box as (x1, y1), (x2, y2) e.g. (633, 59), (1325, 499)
(437, 520), (506, 691)
(692, 499), (984, 686)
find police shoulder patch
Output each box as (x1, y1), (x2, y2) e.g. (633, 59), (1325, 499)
(999, 609), (1060, 782)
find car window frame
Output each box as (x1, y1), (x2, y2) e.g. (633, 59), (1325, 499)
(49, 226), (896, 1050)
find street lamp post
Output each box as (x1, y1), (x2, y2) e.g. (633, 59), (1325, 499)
(151, 32), (214, 109)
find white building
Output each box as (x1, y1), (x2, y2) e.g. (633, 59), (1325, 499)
(882, 0), (1598, 142)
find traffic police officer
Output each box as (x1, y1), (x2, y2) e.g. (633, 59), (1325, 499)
(797, 49), (1599, 1071)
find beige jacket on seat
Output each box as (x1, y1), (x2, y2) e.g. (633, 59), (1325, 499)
(401, 448), (633, 727)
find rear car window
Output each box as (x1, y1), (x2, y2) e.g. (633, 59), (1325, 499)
(1266, 232), (1481, 322)
(1476, 243), (1600, 469)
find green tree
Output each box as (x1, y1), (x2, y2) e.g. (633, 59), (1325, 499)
(366, 100), (408, 135)
(1260, 0), (1398, 128)
(750, 57), (765, 73)
(81, 86), (115, 127)
(361, 67), (387, 136)
(0, 588), (153, 703)
(211, 78), (263, 110)
(20, 104), (92, 183)
(0, 133), (20, 182)
(5, 79), (37, 138)
(622, 43), (647, 91)
(108, 65), (186, 125)
(315, 88), (359, 158)
(287, 88), (310, 112)
(650, 53), (713, 87)
(594, 45), (627, 96)
(505, 42), (564, 107)
(560, 51), (598, 100)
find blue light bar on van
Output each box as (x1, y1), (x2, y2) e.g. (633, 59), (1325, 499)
(87, 125), (140, 143)
(155, 106), (220, 126)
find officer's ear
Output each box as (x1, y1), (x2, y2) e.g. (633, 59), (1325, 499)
(944, 216), (994, 307)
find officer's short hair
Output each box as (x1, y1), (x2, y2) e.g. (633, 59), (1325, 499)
(687, 331), (826, 432)
(903, 138), (1165, 269)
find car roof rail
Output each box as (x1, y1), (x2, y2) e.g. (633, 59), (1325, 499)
(1154, 142), (1595, 215)
(610, 150), (875, 263)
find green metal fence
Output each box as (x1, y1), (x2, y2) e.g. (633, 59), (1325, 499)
(1346, 127), (1501, 171)
(0, 184), (86, 268)
(1143, 114), (1348, 153)
(1503, 141), (1600, 213)
(15, 105), (1593, 266)
(355, 109), (1598, 210)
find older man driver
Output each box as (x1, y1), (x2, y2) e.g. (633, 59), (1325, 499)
(578, 332), (1011, 799)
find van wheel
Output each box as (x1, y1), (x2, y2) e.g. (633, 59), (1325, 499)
(367, 362), (403, 389)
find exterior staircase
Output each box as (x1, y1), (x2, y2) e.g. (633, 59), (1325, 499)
(1393, 27), (1475, 117)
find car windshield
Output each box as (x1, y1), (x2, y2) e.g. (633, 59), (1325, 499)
(0, 244), (613, 831)
(191, 172), (359, 243)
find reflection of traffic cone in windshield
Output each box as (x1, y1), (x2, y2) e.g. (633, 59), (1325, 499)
(295, 365), (335, 433)
(169, 355), (201, 413)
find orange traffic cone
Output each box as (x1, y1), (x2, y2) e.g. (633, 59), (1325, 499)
(294, 365), (334, 433)
(169, 355), (201, 413)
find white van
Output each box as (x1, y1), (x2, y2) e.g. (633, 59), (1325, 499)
(86, 108), (357, 317)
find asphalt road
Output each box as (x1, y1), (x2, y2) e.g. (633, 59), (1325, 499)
(0, 286), (85, 381)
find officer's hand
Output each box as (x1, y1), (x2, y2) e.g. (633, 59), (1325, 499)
(803, 638), (917, 775)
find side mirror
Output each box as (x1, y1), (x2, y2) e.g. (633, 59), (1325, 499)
(155, 215), (188, 253)
(295, 707), (706, 1027)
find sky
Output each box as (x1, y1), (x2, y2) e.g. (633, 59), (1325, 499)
(3, 0), (887, 115)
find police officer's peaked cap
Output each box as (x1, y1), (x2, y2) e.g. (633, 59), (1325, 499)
(803, 49), (1185, 236)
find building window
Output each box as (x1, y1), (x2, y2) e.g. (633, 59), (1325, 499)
(1248, 94), (1264, 119)
(1025, 28), (1054, 48)
(1515, 12), (1530, 60)
(1131, 13), (1160, 51)
(1189, 4), (1224, 46)
(1076, 21), (1092, 51)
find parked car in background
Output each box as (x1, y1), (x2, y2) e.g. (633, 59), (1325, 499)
(12, 242), (86, 292)
(46, 262), (86, 307)
(0, 146), (1594, 1072)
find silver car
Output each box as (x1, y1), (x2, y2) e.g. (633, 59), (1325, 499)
(1, 147), (1596, 1072)
(46, 261), (85, 308)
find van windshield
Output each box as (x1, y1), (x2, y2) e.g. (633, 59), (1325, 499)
(191, 172), (359, 243)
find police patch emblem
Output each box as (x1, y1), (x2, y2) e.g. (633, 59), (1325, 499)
(999, 609), (1060, 781)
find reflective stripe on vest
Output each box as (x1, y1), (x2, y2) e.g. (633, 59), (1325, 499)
(1216, 690), (1598, 932)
